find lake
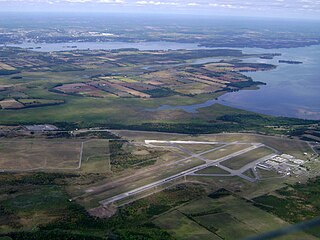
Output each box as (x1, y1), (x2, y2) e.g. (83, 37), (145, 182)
(216, 45), (320, 120)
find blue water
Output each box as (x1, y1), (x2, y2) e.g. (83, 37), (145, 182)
(5, 41), (205, 52)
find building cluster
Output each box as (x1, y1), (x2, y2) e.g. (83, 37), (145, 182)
(257, 154), (307, 176)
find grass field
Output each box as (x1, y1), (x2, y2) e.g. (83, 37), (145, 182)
(0, 138), (175, 174)
(253, 178), (320, 237)
(0, 140), (82, 171)
(194, 212), (257, 239)
(221, 147), (274, 170)
(154, 210), (220, 240)
(258, 168), (282, 179)
(176, 144), (223, 154)
(243, 169), (256, 178)
(155, 192), (317, 240)
(81, 140), (110, 173)
(201, 143), (252, 160)
(195, 166), (229, 175)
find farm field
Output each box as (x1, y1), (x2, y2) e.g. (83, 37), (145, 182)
(1, 45), (313, 138)
(154, 191), (318, 240)
(154, 210), (220, 240)
(252, 178), (320, 238)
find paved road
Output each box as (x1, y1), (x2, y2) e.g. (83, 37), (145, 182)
(191, 153), (277, 182)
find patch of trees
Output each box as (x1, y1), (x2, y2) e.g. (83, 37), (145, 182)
(0, 70), (20, 76)
(109, 140), (159, 171)
(143, 88), (176, 98)
(228, 81), (263, 89)
(2, 230), (104, 240)
(218, 114), (317, 126)
(0, 172), (78, 186)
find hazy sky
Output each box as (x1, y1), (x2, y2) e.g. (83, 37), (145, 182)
(1, 0), (320, 19)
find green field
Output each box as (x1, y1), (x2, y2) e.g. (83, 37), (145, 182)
(155, 192), (317, 240)
(221, 147), (274, 170)
(253, 177), (320, 237)
(194, 212), (257, 239)
(201, 144), (252, 160)
(154, 210), (220, 240)
(81, 140), (110, 173)
(177, 144), (223, 154)
(195, 166), (229, 175)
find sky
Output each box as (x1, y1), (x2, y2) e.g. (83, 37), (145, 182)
(0, 0), (320, 19)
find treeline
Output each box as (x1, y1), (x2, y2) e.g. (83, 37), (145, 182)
(117, 49), (245, 64)
(0, 70), (20, 75)
(1, 231), (103, 240)
(98, 122), (243, 134)
(0, 172), (78, 186)
(218, 114), (316, 126)
(90, 114), (318, 136)
(228, 81), (265, 89)
(18, 113), (318, 138)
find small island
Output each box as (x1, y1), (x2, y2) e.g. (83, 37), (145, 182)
(279, 60), (303, 64)
(260, 53), (281, 59)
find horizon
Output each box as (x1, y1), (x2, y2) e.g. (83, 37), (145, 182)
(0, 0), (320, 20)
(1, 11), (320, 22)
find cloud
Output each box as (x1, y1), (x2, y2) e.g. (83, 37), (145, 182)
(136, 0), (178, 5)
(0, 0), (320, 16)
(187, 2), (199, 6)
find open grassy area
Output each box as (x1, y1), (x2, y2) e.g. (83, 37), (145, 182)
(154, 210), (220, 240)
(201, 143), (252, 160)
(0, 140), (81, 171)
(81, 140), (110, 173)
(195, 166), (229, 175)
(253, 177), (320, 238)
(155, 191), (317, 240)
(258, 168), (282, 179)
(221, 147), (274, 170)
(176, 143), (223, 154)
(194, 212), (257, 239)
